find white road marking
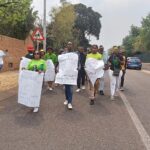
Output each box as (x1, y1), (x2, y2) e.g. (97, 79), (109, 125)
(119, 92), (150, 150)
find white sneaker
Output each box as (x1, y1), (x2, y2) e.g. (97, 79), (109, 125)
(81, 86), (85, 90)
(76, 89), (81, 92)
(33, 107), (39, 113)
(48, 87), (53, 91)
(68, 103), (73, 110)
(111, 96), (115, 101)
(64, 100), (68, 105)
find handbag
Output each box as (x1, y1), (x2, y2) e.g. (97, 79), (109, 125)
(113, 67), (120, 76)
(112, 55), (120, 76)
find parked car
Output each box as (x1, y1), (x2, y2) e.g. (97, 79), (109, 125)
(127, 57), (142, 70)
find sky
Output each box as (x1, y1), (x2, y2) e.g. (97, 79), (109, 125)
(32, 0), (150, 49)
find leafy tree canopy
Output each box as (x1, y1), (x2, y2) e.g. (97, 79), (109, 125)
(0, 0), (38, 40)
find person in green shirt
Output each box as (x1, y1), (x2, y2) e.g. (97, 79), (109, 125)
(28, 51), (46, 73)
(27, 51), (46, 113)
(44, 47), (58, 65)
(44, 47), (57, 91)
(87, 47), (102, 60)
(86, 45), (103, 105)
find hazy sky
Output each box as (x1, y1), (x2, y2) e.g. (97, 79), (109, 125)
(32, 0), (150, 49)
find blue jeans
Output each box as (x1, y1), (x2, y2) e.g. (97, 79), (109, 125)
(65, 85), (73, 104)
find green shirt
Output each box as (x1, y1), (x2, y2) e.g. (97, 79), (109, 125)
(27, 59), (46, 72)
(87, 53), (102, 60)
(44, 53), (58, 65)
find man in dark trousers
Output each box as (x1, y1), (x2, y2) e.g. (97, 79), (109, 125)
(76, 46), (86, 92)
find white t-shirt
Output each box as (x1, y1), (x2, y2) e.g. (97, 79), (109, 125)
(0, 50), (6, 65)
(0, 56), (4, 65)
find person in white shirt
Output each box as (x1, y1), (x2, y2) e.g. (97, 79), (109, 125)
(98, 45), (109, 95)
(0, 50), (6, 71)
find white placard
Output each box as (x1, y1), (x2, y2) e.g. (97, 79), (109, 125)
(19, 57), (31, 71)
(85, 58), (104, 86)
(18, 70), (44, 107)
(44, 60), (55, 82)
(55, 53), (78, 85)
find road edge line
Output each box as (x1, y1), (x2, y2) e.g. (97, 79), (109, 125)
(119, 91), (150, 150)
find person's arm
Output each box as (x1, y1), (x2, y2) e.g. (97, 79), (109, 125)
(99, 53), (103, 60)
(119, 55), (124, 65)
(27, 61), (32, 70)
(54, 54), (58, 65)
(43, 62), (47, 72)
(107, 55), (113, 68)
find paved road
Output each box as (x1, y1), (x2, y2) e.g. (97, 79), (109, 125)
(0, 70), (149, 150)
(123, 70), (150, 136)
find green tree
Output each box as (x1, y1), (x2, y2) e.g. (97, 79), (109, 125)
(74, 3), (102, 47)
(140, 13), (150, 51)
(122, 13), (150, 54)
(48, 3), (76, 48)
(0, 0), (38, 39)
(122, 25), (141, 55)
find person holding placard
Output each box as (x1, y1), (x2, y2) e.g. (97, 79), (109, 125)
(86, 45), (103, 105)
(55, 42), (78, 110)
(27, 51), (46, 112)
(44, 47), (58, 91)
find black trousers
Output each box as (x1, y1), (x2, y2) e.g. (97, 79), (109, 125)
(77, 68), (86, 88)
(120, 70), (126, 87)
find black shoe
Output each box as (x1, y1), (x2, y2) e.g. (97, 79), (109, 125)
(99, 90), (104, 95)
(90, 99), (95, 105)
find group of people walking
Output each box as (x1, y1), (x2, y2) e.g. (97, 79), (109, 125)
(19, 42), (126, 112)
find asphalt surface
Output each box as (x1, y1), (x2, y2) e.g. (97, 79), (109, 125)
(0, 70), (149, 150)
(123, 69), (150, 137)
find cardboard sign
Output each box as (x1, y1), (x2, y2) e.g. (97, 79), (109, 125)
(55, 53), (78, 85)
(18, 70), (44, 107)
(44, 60), (55, 82)
(85, 58), (104, 86)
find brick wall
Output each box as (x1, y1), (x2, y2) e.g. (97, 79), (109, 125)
(0, 35), (33, 72)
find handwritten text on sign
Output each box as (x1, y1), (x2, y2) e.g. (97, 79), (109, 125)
(55, 53), (78, 85)
(85, 58), (104, 86)
(18, 70), (44, 107)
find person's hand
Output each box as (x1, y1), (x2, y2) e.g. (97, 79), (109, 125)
(104, 64), (109, 70)
(38, 70), (42, 74)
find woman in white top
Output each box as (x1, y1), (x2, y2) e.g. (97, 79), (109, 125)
(0, 50), (6, 71)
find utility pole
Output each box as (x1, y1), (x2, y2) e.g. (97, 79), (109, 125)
(43, 0), (46, 51)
